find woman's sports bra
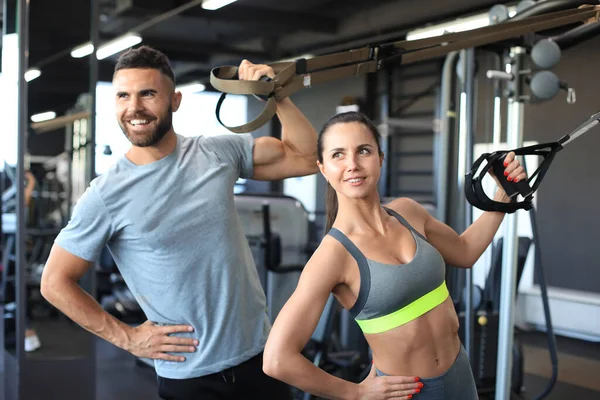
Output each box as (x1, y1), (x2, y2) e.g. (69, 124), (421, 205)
(327, 207), (448, 334)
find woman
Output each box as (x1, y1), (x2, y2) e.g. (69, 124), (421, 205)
(262, 112), (526, 400)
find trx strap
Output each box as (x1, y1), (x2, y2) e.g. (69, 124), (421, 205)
(211, 5), (600, 133)
(465, 109), (600, 214)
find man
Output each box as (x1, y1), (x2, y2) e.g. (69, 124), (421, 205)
(40, 46), (318, 399)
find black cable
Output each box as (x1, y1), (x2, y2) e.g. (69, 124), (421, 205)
(522, 157), (559, 400)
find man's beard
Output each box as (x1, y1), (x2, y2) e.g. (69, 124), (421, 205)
(120, 105), (173, 147)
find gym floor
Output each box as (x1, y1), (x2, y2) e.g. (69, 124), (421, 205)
(0, 330), (598, 399)
(516, 331), (600, 399)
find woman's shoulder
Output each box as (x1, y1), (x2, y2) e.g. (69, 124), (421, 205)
(385, 197), (431, 216)
(313, 233), (354, 260)
(383, 197), (432, 229)
(304, 233), (355, 272)
(293, 234), (356, 290)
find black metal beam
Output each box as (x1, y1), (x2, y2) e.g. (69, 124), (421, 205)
(183, 5), (339, 34)
(98, 60), (117, 81)
(29, 34), (221, 71)
(29, 94), (83, 114)
(142, 36), (269, 61)
(113, 0), (174, 17)
(90, 0), (100, 184)
(175, 68), (213, 83)
(101, 10), (336, 45)
(288, 1), (501, 57)
(112, 38), (211, 64)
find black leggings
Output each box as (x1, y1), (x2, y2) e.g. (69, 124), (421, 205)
(157, 352), (292, 400)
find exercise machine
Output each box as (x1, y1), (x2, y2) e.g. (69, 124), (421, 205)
(436, 1), (600, 399)
(235, 194), (310, 322)
(462, 4), (600, 399)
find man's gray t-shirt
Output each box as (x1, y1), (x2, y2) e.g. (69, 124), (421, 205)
(55, 133), (270, 379)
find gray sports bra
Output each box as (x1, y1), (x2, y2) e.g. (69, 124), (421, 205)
(328, 207), (449, 334)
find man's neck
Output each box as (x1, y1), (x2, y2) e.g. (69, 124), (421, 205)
(126, 130), (177, 166)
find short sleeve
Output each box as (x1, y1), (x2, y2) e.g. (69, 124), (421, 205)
(54, 185), (114, 262)
(205, 133), (255, 179)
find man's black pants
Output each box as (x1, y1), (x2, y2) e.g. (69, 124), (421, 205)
(157, 352), (293, 400)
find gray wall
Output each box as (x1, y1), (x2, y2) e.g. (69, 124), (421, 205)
(522, 37), (600, 294)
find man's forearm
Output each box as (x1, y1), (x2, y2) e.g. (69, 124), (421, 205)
(275, 98), (318, 157)
(42, 279), (132, 350)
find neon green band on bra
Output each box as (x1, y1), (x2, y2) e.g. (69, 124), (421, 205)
(355, 281), (449, 334)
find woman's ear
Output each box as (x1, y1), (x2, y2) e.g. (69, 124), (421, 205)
(317, 160), (327, 180)
(379, 152), (385, 167)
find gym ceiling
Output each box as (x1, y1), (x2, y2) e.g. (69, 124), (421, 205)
(2, 0), (503, 120)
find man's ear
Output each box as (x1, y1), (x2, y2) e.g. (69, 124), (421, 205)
(172, 91), (183, 112)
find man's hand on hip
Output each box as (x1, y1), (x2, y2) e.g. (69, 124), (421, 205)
(125, 320), (198, 362)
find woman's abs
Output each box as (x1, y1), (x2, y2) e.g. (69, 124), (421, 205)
(367, 296), (461, 378)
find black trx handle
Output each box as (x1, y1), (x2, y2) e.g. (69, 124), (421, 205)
(489, 153), (535, 200)
(466, 108), (600, 213)
(465, 142), (564, 213)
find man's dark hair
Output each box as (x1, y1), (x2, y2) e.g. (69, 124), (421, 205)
(114, 45), (176, 85)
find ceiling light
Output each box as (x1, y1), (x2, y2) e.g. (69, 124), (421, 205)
(202, 0), (237, 11)
(31, 111), (56, 123)
(71, 34), (143, 60)
(176, 82), (206, 94)
(71, 43), (95, 58)
(24, 68), (41, 82)
(97, 33), (143, 60)
(406, 6), (518, 41)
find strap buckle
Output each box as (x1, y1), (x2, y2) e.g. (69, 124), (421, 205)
(374, 44), (406, 70)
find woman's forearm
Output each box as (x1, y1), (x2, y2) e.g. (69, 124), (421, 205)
(264, 352), (358, 400)
(460, 191), (510, 266)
